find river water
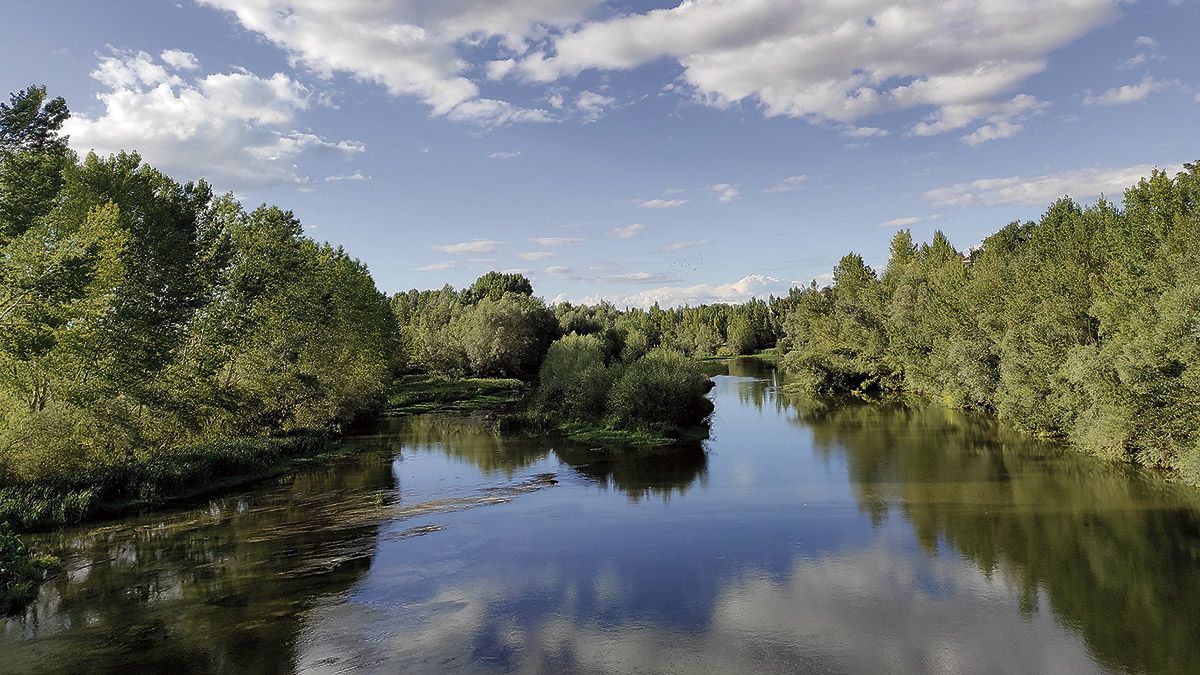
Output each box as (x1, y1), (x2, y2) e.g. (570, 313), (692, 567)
(4, 358), (1200, 674)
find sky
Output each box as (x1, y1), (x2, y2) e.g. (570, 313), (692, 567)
(1, 0), (1197, 307)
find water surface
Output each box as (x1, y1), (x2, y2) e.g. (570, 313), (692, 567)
(4, 359), (1200, 673)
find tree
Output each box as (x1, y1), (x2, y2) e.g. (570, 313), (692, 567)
(0, 86), (73, 240)
(462, 271), (534, 304)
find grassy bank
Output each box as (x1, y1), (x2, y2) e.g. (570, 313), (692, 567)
(385, 375), (526, 415)
(0, 433), (356, 533)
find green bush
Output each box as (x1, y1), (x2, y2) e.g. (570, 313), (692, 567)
(0, 523), (59, 616)
(608, 349), (715, 428)
(535, 334), (612, 420)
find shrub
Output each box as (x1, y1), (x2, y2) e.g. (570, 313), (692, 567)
(608, 349), (714, 428)
(535, 334), (611, 420)
(0, 523), (59, 616)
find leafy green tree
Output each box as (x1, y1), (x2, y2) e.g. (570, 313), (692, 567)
(0, 86), (72, 239)
(461, 271), (534, 304)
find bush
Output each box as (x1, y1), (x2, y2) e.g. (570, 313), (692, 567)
(608, 349), (715, 428)
(0, 523), (59, 616)
(535, 334), (612, 420)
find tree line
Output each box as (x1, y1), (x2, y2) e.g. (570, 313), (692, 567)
(391, 275), (794, 379)
(0, 85), (787, 493)
(781, 163), (1200, 482)
(0, 86), (398, 487)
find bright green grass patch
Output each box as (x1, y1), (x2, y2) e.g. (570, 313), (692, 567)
(386, 376), (526, 415)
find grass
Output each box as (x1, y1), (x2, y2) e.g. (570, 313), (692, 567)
(385, 375), (527, 415)
(498, 413), (711, 447)
(0, 433), (359, 532)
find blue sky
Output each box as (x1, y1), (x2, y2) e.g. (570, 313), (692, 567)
(2, 0), (1197, 306)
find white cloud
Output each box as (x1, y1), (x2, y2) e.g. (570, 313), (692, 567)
(160, 49), (199, 71)
(325, 170), (370, 182)
(545, 265), (573, 275)
(1118, 52), (1165, 70)
(638, 198), (687, 209)
(922, 163), (1183, 207)
(613, 223), (646, 238)
(433, 239), (502, 254)
(663, 239), (710, 252)
(518, 250), (555, 261)
(844, 126), (889, 139)
(416, 261), (456, 272)
(763, 175), (808, 193)
(575, 90), (616, 122)
(587, 274), (798, 308)
(487, 150), (522, 159)
(708, 183), (739, 203)
(63, 50), (362, 190)
(1134, 35), (1159, 49)
(196, 0), (587, 126)
(1083, 76), (1172, 106)
(910, 94), (1049, 145)
(510, 0), (1116, 141)
(530, 236), (581, 246)
(881, 216), (922, 228)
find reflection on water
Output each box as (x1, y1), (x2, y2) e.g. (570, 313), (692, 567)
(4, 358), (1200, 673)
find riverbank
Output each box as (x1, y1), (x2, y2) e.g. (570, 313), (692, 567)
(0, 433), (350, 533)
(385, 375), (527, 415)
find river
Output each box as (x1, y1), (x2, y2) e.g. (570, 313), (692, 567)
(3, 358), (1200, 673)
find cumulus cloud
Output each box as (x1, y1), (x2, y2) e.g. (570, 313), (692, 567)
(575, 90), (616, 122)
(518, 250), (555, 260)
(433, 239), (502, 254)
(1083, 76), (1173, 106)
(613, 223), (646, 238)
(508, 0), (1117, 141)
(63, 50), (362, 190)
(638, 199), (687, 209)
(586, 274), (798, 308)
(416, 261), (456, 272)
(196, 0), (580, 126)
(763, 175), (808, 193)
(910, 94), (1049, 145)
(160, 49), (199, 71)
(922, 163), (1184, 207)
(708, 183), (739, 203)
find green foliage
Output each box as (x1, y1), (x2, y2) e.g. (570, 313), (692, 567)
(0, 434), (333, 531)
(608, 349), (715, 428)
(385, 376), (525, 415)
(461, 271), (534, 304)
(528, 340), (715, 444)
(0, 88), (397, 497)
(781, 162), (1200, 482)
(0, 523), (58, 616)
(534, 333), (612, 420)
(456, 292), (559, 379)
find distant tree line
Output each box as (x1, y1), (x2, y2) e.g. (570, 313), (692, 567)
(391, 280), (795, 379)
(781, 163), (1200, 482)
